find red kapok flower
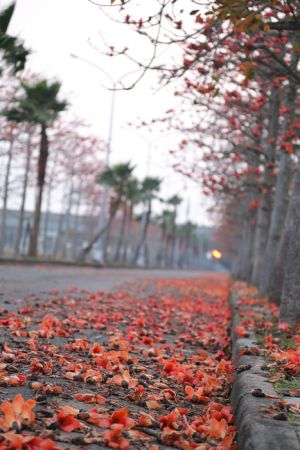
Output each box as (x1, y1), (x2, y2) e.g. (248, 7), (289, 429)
(0, 394), (36, 431)
(103, 424), (130, 449)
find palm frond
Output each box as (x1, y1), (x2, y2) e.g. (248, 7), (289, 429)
(0, 2), (29, 73)
(4, 79), (67, 125)
(0, 2), (15, 34)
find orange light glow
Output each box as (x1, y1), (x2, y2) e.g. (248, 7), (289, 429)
(211, 249), (222, 260)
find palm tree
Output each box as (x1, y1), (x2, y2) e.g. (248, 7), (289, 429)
(3, 79), (67, 256)
(0, 2), (29, 73)
(81, 162), (135, 260)
(133, 177), (161, 266)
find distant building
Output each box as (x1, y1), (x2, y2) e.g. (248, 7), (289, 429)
(1, 209), (219, 270)
(2, 209), (98, 259)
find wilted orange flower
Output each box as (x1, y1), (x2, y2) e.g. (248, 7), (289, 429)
(100, 408), (135, 429)
(199, 417), (229, 440)
(75, 393), (106, 404)
(159, 409), (181, 430)
(1, 432), (62, 450)
(103, 423), (130, 449)
(89, 342), (104, 354)
(185, 385), (210, 403)
(0, 394), (36, 431)
(216, 360), (234, 375)
(55, 406), (82, 432)
(108, 370), (137, 388)
(234, 326), (247, 338)
(136, 412), (156, 428)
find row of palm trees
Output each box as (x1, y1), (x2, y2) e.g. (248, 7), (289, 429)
(81, 161), (201, 268)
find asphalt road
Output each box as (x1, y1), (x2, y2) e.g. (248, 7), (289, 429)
(0, 264), (203, 302)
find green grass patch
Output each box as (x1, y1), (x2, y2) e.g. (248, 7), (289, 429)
(273, 377), (300, 395)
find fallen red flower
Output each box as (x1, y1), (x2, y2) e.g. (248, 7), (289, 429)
(55, 406), (82, 432)
(103, 424), (130, 449)
(0, 394), (36, 431)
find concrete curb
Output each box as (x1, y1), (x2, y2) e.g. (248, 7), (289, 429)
(230, 298), (300, 450)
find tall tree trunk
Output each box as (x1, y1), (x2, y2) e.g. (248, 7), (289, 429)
(269, 185), (293, 304)
(61, 179), (74, 259)
(165, 234), (172, 267)
(259, 152), (292, 294)
(259, 85), (296, 295)
(14, 130), (32, 256)
(114, 202), (127, 262)
(156, 226), (166, 267)
(104, 199), (117, 263)
(236, 189), (257, 280)
(251, 88), (280, 285)
(240, 217), (256, 281)
(133, 202), (151, 264)
(231, 197), (251, 279)
(121, 203), (133, 264)
(237, 220), (249, 279)
(84, 203), (98, 252)
(246, 221), (256, 284)
(232, 228), (243, 277)
(103, 220), (112, 263)
(251, 197), (272, 284)
(42, 181), (53, 256)
(279, 156), (300, 325)
(23, 220), (31, 254)
(28, 124), (49, 257)
(145, 242), (150, 267)
(184, 233), (191, 268)
(170, 208), (177, 267)
(53, 185), (69, 258)
(71, 187), (82, 260)
(0, 137), (14, 257)
(53, 208), (65, 258)
(172, 237), (180, 269)
(170, 235), (177, 268)
(177, 237), (183, 268)
(79, 197), (121, 261)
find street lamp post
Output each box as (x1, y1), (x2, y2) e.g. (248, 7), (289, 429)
(70, 54), (142, 263)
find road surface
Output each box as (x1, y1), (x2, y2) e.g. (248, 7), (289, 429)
(0, 264), (204, 301)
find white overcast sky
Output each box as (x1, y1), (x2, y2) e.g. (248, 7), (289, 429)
(3, 0), (212, 225)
